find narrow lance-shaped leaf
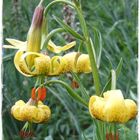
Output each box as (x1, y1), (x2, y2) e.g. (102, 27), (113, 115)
(116, 58), (123, 78)
(89, 38), (97, 63)
(53, 15), (84, 40)
(78, 41), (84, 52)
(46, 80), (88, 107)
(71, 72), (89, 101)
(92, 27), (103, 68)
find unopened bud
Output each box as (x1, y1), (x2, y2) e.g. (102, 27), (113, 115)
(26, 3), (45, 67)
(31, 4), (44, 28)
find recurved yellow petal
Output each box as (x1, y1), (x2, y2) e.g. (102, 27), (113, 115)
(3, 45), (23, 50)
(125, 99), (137, 120)
(14, 51), (51, 77)
(89, 96), (105, 120)
(14, 50), (32, 77)
(34, 55), (51, 75)
(60, 41), (76, 52)
(103, 90), (128, 123)
(103, 90), (129, 123)
(15, 100), (25, 106)
(48, 40), (76, 53)
(38, 105), (51, 122)
(49, 56), (67, 75)
(6, 38), (26, 49)
(11, 106), (24, 121)
(11, 100), (25, 121)
(63, 52), (79, 72)
(76, 54), (91, 73)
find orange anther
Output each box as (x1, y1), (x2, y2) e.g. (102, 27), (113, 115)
(38, 87), (47, 101)
(31, 88), (36, 100)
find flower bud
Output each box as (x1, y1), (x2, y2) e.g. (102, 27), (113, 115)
(31, 4), (44, 28)
(26, 3), (44, 67)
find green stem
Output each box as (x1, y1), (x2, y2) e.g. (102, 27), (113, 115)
(75, 6), (101, 95)
(44, 0), (100, 95)
(39, 0), (44, 5)
(113, 123), (117, 140)
(44, 1), (102, 138)
(74, 3), (103, 140)
(34, 77), (40, 88)
(44, 0), (75, 16)
(44, 0), (101, 95)
(42, 28), (65, 50)
(86, 39), (101, 95)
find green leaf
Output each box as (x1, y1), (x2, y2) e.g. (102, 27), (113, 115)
(89, 38), (97, 63)
(46, 80), (88, 107)
(78, 41), (84, 52)
(71, 72), (89, 101)
(42, 28), (65, 50)
(92, 27), (103, 68)
(53, 15), (84, 40)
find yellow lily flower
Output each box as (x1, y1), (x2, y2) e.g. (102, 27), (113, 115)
(3, 1), (76, 77)
(3, 38), (76, 53)
(3, 0), (90, 77)
(62, 52), (91, 73)
(11, 99), (51, 123)
(89, 89), (137, 123)
(3, 39), (76, 77)
(13, 51), (91, 77)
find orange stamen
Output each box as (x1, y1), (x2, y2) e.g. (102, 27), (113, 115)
(38, 87), (47, 101)
(31, 88), (36, 100)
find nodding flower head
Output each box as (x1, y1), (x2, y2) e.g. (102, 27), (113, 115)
(89, 89), (137, 123)
(11, 99), (51, 123)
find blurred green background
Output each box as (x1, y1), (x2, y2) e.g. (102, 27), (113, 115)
(3, 0), (138, 140)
